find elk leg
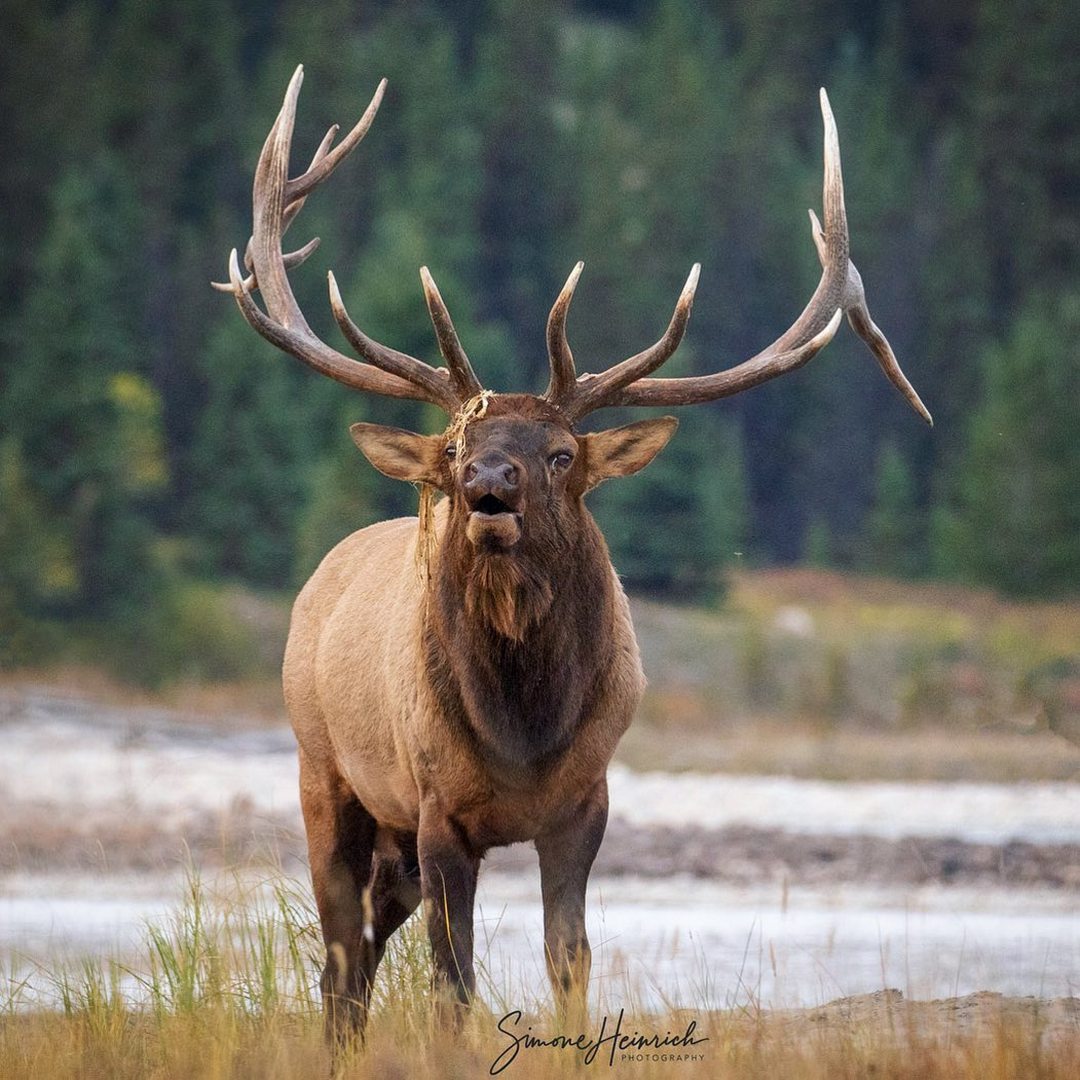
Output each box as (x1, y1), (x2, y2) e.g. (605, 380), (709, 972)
(364, 831), (423, 972)
(536, 780), (608, 1014)
(298, 750), (378, 1047)
(417, 810), (480, 1016)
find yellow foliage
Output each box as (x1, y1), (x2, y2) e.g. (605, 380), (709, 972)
(107, 372), (167, 492)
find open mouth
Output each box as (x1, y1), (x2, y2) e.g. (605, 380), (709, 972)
(472, 493), (515, 516)
(466, 494), (523, 548)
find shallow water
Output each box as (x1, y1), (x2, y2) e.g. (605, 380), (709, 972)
(2, 689), (1078, 1010)
(479, 875), (1080, 1008)
(4, 695), (1078, 843)
(3, 870), (1077, 1010)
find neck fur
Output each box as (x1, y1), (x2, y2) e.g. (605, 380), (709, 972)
(463, 553), (554, 642)
(425, 509), (614, 769)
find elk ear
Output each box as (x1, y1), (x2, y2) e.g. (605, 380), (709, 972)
(582, 416), (678, 491)
(350, 423), (446, 489)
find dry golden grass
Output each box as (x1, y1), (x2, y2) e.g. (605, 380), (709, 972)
(2, 870), (1078, 1079)
(729, 567), (1080, 672)
(0, 664), (287, 726)
(4, 981), (1078, 1079)
(620, 568), (1080, 779)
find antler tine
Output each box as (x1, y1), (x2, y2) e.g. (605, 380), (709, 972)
(544, 262), (584, 404)
(226, 244), (435, 398)
(225, 247), (425, 397)
(278, 121), (339, 236)
(555, 264), (700, 420)
(211, 121), (338, 294)
(285, 78), (386, 203)
(808, 208), (932, 424)
(846, 280), (933, 425)
(327, 271), (459, 405)
(603, 307), (844, 408)
(573, 89), (930, 423)
(248, 64), (315, 337)
(211, 237), (321, 294)
(216, 66), (461, 413)
(419, 267), (484, 400)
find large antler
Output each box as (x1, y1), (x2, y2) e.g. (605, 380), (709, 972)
(545, 89), (932, 426)
(214, 66), (481, 414)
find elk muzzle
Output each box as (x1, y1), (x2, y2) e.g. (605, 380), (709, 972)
(463, 455), (524, 550)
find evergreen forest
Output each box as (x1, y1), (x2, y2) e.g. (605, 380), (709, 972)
(1, 0), (1077, 678)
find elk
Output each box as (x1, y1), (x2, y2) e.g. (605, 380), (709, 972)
(216, 66), (930, 1044)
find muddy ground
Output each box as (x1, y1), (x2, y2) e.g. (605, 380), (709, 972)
(2, 679), (1079, 890)
(4, 801), (1080, 892)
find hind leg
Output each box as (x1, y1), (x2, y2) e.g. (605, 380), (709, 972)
(363, 829), (422, 975)
(417, 807), (480, 1016)
(298, 749), (378, 1047)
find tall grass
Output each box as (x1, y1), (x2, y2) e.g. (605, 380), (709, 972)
(2, 868), (1078, 1078)
(635, 571), (1080, 735)
(620, 569), (1080, 780)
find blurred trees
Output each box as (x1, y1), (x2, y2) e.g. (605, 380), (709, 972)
(1, 0), (1078, 671)
(934, 293), (1080, 596)
(861, 442), (923, 579)
(3, 156), (165, 618)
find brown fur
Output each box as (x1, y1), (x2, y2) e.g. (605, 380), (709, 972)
(463, 552), (554, 643)
(284, 395), (677, 1045)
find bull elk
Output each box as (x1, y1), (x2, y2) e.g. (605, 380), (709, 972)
(215, 66), (930, 1045)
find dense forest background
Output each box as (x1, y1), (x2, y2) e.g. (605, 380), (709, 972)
(1, 0), (1078, 678)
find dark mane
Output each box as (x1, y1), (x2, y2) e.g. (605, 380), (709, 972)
(429, 507), (614, 771)
(464, 552), (554, 642)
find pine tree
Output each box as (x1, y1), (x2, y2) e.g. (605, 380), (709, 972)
(187, 314), (321, 585)
(966, 0), (1080, 317)
(861, 441), (923, 578)
(0, 440), (62, 611)
(0, 0), (101, 377)
(472, 0), (566, 389)
(935, 292), (1080, 597)
(7, 155), (166, 616)
(593, 408), (748, 600)
(98, 0), (248, 524)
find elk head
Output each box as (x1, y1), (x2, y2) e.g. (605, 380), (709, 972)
(349, 396), (676, 552)
(349, 393), (678, 638)
(215, 67), (931, 618)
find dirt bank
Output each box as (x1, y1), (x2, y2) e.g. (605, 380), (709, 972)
(728, 987), (1080, 1047)
(5, 798), (1080, 892)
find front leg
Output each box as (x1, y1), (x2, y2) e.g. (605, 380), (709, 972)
(418, 805), (480, 1014)
(536, 779), (608, 1012)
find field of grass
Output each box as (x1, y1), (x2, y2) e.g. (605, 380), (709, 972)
(4, 569), (1080, 1075)
(7, 568), (1080, 782)
(3, 869), (1078, 1079)
(622, 568), (1080, 780)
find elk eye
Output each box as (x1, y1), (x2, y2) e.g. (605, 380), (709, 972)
(551, 451), (574, 471)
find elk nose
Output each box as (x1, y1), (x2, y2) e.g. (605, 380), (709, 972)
(464, 458), (519, 495)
